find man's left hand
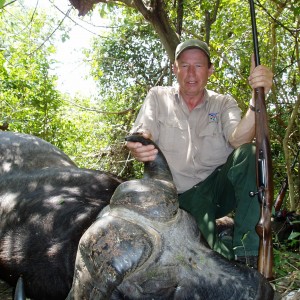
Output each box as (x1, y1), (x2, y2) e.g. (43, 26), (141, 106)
(248, 55), (273, 94)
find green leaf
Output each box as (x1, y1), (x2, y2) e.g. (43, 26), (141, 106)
(0, 0), (5, 9)
(288, 231), (300, 240)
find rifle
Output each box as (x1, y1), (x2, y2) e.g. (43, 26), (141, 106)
(274, 143), (300, 213)
(249, 0), (274, 280)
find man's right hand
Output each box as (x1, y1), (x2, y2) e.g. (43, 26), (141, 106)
(126, 131), (158, 162)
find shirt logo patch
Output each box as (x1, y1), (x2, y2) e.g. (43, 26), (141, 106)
(208, 113), (218, 123)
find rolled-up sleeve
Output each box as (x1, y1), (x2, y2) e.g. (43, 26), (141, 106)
(131, 88), (160, 141)
(220, 95), (241, 142)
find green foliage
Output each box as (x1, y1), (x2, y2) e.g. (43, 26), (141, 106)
(80, 8), (171, 177)
(273, 247), (300, 294)
(0, 0), (5, 9)
(0, 2), (74, 149)
(87, 13), (169, 93)
(97, 1), (119, 18)
(272, 214), (300, 293)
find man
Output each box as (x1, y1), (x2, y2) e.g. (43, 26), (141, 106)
(126, 39), (273, 267)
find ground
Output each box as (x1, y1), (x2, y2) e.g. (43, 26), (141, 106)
(0, 280), (13, 300)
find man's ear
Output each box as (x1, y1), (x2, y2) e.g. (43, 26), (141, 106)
(208, 64), (214, 77)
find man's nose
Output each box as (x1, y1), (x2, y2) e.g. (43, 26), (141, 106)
(188, 66), (196, 76)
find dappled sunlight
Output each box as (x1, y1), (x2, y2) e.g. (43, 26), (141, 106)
(1, 233), (26, 263)
(1, 162), (13, 173)
(0, 132), (76, 175)
(0, 191), (21, 212)
(46, 243), (63, 258)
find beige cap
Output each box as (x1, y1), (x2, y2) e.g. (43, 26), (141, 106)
(175, 39), (210, 60)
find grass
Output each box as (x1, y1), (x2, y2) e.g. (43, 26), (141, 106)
(272, 239), (300, 296)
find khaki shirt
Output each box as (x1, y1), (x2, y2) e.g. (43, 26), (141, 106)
(132, 86), (241, 193)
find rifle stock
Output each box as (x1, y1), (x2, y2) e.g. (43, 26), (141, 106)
(249, 0), (274, 280)
(253, 87), (274, 279)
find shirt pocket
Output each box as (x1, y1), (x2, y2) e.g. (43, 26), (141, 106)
(197, 123), (229, 165)
(157, 116), (189, 154)
(198, 122), (223, 138)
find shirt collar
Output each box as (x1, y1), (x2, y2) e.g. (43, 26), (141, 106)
(175, 88), (208, 109)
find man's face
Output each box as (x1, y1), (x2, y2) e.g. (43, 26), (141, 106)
(173, 48), (213, 97)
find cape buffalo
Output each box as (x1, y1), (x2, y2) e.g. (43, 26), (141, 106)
(0, 132), (275, 299)
(0, 132), (124, 299)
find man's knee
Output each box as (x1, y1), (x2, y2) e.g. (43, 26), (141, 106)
(233, 143), (256, 162)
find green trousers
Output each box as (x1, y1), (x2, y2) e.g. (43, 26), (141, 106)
(178, 143), (260, 260)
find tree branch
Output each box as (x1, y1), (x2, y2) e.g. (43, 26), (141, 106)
(176, 0), (183, 36)
(69, 0), (180, 61)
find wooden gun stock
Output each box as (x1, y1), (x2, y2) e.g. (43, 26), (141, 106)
(249, 0), (274, 280)
(253, 87), (274, 280)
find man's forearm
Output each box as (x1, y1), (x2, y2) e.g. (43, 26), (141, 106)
(229, 107), (255, 149)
